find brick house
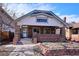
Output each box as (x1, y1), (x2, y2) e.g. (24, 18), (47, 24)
(66, 22), (79, 41)
(0, 6), (16, 44)
(16, 10), (69, 42)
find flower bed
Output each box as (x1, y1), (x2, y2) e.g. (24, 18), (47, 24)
(34, 43), (79, 56)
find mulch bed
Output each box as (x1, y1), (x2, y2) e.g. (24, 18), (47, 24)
(44, 49), (79, 56)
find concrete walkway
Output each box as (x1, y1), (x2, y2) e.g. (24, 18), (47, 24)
(19, 38), (32, 45)
(9, 45), (41, 56)
(9, 45), (34, 56)
(9, 38), (42, 56)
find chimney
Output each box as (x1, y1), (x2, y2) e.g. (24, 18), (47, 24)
(64, 17), (66, 22)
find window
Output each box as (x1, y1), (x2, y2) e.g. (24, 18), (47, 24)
(72, 29), (78, 34)
(37, 19), (47, 22)
(44, 28), (51, 34)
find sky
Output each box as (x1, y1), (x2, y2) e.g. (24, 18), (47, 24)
(3, 3), (79, 23)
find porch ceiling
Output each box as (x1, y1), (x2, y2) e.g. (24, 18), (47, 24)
(26, 25), (62, 28)
(27, 25), (60, 28)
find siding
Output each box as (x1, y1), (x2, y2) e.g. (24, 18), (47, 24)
(17, 14), (64, 27)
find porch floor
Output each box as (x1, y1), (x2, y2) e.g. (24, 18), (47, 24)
(19, 38), (33, 45)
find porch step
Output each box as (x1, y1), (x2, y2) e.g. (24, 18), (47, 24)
(20, 38), (32, 44)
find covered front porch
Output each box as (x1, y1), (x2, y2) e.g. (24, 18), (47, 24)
(19, 25), (66, 43)
(21, 25), (65, 38)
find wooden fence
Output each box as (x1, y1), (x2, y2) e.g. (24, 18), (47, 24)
(0, 31), (14, 44)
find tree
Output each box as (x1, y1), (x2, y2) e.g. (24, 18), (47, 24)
(2, 3), (17, 19)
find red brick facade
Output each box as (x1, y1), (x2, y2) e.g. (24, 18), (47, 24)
(13, 25), (20, 45)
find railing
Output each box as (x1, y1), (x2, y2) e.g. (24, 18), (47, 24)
(32, 34), (66, 43)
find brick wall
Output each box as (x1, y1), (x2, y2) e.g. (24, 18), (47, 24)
(37, 34), (66, 42)
(13, 25), (20, 45)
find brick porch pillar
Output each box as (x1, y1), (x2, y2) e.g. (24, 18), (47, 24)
(61, 27), (65, 37)
(66, 28), (72, 40)
(56, 28), (61, 34)
(32, 32), (37, 44)
(13, 25), (20, 45)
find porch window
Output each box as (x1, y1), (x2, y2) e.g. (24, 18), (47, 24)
(44, 28), (51, 34)
(37, 19), (47, 23)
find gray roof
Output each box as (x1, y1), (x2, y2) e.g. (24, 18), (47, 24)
(16, 10), (69, 28)
(69, 22), (79, 28)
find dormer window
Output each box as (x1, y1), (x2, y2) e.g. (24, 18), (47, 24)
(37, 19), (47, 22)
(36, 15), (48, 23)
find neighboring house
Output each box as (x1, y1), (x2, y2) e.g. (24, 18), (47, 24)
(0, 7), (16, 32)
(67, 22), (79, 41)
(0, 6), (16, 44)
(16, 10), (69, 39)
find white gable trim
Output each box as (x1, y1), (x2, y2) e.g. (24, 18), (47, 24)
(17, 14), (64, 27)
(16, 10), (69, 28)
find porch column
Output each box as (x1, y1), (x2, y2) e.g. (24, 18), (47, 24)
(13, 25), (20, 45)
(32, 32), (37, 44)
(66, 28), (71, 40)
(56, 28), (60, 34)
(61, 27), (65, 36)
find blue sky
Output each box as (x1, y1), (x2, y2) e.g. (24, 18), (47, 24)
(52, 3), (79, 15)
(3, 3), (79, 23)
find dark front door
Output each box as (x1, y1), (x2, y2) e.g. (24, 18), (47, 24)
(32, 27), (40, 34)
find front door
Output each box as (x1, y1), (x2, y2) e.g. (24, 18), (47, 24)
(32, 27), (40, 34)
(22, 31), (27, 38)
(21, 27), (28, 38)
